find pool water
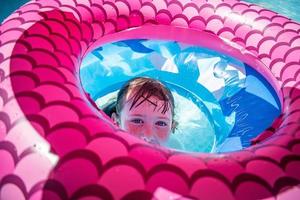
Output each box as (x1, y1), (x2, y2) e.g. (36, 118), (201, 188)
(80, 39), (281, 153)
(244, 0), (300, 22)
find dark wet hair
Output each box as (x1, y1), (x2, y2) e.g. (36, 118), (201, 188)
(102, 99), (117, 117)
(116, 77), (175, 118)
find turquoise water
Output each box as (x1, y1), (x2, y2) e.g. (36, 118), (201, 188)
(244, 0), (300, 22)
(80, 39), (281, 153)
(0, 0), (29, 23)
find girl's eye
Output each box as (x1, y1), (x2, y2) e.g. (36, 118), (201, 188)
(155, 121), (167, 127)
(131, 119), (144, 124)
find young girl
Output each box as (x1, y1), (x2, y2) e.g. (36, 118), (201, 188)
(103, 77), (177, 146)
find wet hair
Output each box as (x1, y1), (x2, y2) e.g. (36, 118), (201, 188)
(116, 77), (175, 118)
(102, 99), (117, 117)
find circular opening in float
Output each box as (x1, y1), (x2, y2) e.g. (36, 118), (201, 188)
(80, 32), (282, 154)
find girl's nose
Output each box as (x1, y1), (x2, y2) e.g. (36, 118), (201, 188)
(143, 123), (153, 137)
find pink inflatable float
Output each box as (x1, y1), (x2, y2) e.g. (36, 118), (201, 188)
(1, 0), (300, 199)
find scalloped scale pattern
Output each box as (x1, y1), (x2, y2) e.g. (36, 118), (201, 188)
(1, 0), (300, 199)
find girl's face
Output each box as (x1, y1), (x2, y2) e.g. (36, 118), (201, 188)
(118, 91), (173, 145)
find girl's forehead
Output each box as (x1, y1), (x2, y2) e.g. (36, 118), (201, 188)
(127, 107), (172, 120)
(126, 94), (161, 108)
(125, 96), (172, 116)
(122, 86), (173, 115)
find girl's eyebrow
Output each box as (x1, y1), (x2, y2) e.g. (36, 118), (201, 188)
(129, 114), (170, 121)
(129, 114), (145, 117)
(156, 117), (170, 121)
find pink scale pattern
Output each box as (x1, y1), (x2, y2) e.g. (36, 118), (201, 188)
(0, 0), (300, 199)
